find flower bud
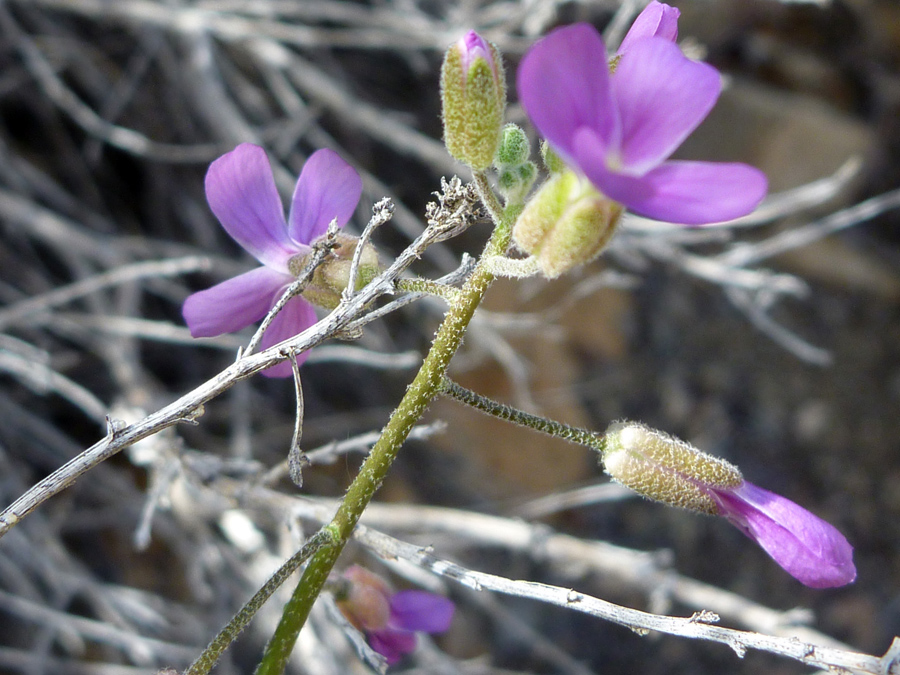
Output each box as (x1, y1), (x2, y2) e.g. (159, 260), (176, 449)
(600, 421), (857, 588)
(288, 233), (381, 309)
(441, 31), (507, 170)
(336, 565), (393, 632)
(512, 170), (623, 278)
(618, 0), (680, 54)
(497, 162), (537, 203)
(602, 421), (743, 515)
(495, 123), (530, 167)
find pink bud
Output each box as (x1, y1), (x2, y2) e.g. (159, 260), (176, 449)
(618, 1), (680, 54)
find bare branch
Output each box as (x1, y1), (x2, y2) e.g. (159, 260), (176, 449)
(0, 201), (462, 539)
(355, 526), (892, 674)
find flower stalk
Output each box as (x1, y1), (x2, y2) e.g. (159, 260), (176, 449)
(440, 377), (604, 451)
(185, 529), (334, 675)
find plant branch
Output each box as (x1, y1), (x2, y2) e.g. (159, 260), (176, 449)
(440, 378), (606, 453)
(184, 529), (334, 675)
(353, 524), (898, 675)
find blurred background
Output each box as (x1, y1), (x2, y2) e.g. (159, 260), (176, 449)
(0, 0), (898, 673)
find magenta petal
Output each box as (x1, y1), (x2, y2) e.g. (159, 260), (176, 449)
(624, 160), (767, 223)
(459, 31), (492, 71)
(715, 482), (856, 588)
(204, 143), (294, 271)
(612, 38), (721, 173)
(288, 148), (362, 245)
(389, 591), (455, 633)
(517, 23), (619, 163)
(182, 267), (288, 338)
(575, 134), (766, 223)
(618, 1), (680, 54)
(258, 296), (317, 377)
(368, 628), (417, 665)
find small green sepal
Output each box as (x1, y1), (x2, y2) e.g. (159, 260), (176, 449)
(540, 142), (566, 174)
(512, 170), (623, 278)
(602, 422), (744, 515)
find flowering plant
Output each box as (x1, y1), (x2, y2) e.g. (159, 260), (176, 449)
(5, 4), (876, 675)
(167, 8), (856, 671)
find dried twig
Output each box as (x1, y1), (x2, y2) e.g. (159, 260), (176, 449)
(356, 527), (895, 674)
(0, 199), (463, 539)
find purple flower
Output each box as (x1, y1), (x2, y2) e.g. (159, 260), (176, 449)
(182, 143), (362, 377)
(517, 18), (767, 224)
(711, 481), (856, 588)
(603, 422), (856, 588)
(368, 590), (456, 664)
(337, 566), (455, 665)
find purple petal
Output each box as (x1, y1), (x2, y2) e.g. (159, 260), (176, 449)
(288, 148), (362, 245)
(368, 628), (417, 665)
(714, 482), (856, 588)
(626, 160), (767, 223)
(618, 1), (680, 54)
(458, 31), (492, 71)
(182, 267), (289, 338)
(573, 132), (766, 223)
(258, 295), (317, 377)
(612, 37), (721, 174)
(205, 143), (295, 272)
(518, 23), (619, 164)
(389, 591), (455, 633)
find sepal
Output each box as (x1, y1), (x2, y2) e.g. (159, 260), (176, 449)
(512, 171), (622, 278)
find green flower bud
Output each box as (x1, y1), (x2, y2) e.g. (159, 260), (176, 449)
(497, 161), (537, 203)
(440, 31), (507, 170)
(602, 422), (743, 515)
(512, 170), (623, 278)
(288, 233), (381, 310)
(495, 123), (530, 167)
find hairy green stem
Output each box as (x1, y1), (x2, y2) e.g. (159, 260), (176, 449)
(255, 172), (515, 675)
(185, 529), (333, 675)
(396, 277), (460, 303)
(439, 378), (606, 453)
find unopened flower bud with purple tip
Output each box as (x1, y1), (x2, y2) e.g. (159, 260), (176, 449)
(441, 31), (506, 170)
(602, 422), (856, 588)
(618, 0), (680, 54)
(335, 566), (455, 665)
(512, 170), (623, 278)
